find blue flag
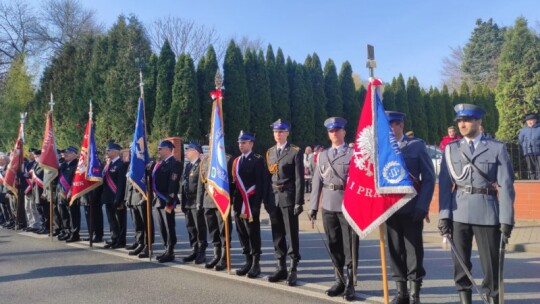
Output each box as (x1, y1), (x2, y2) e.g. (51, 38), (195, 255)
(128, 98), (151, 198)
(206, 98), (230, 218)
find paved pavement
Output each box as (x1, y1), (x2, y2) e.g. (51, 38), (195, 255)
(2, 205), (539, 303)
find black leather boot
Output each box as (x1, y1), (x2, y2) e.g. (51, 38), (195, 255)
(129, 244), (145, 256)
(214, 249), (227, 271)
(458, 290), (472, 304)
(158, 247), (174, 263)
(65, 233), (80, 243)
(390, 281), (409, 304)
(268, 258), (287, 282)
(286, 259), (298, 286)
(343, 266), (356, 301)
(247, 255), (261, 278)
(205, 246), (221, 269)
(182, 250), (198, 263)
(409, 281), (421, 304)
(236, 254), (253, 276)
(137, 246), (149, 258)
(125, 242), (139, 250)
(326, 268), (345, 297)
(195, 249), (206, 265)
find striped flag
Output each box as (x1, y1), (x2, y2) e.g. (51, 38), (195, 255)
(39, 111), (59, 188)
(3, 124), (24, 200)
(128, 98), (151, 198)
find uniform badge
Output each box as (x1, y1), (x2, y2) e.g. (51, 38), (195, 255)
(171, 173), (178, 181)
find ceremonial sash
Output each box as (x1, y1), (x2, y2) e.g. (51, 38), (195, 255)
(104, 163), (118, 194)
(232, 157), (255, 222)
(152, 161), (167, 201)
(59, 172), (71, 198)
(31, 170), (44, 189)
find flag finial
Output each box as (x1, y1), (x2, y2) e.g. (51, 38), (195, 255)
(139, 70), (144, 99)
(215, 69), (223, 89)
(49, 93), (55, 111)
(89, 100), (93, 119)
(366, 44), (376, 78)
(20, 112), (27, 124)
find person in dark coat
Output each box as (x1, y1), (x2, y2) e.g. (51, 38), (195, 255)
(518, 113), (540, 179)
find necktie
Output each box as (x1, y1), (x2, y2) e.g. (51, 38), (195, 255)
(333, 148), (338, 157)
(239, 156), (244, 167)
(184, 162), (192, 178)
(469, 140), (475, 154)
(277, 148), (282, 157)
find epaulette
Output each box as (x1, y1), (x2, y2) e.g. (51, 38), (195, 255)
(253, 153), (261, 158)
(290, 144), (300, 151)
(267, 146), (276, 152)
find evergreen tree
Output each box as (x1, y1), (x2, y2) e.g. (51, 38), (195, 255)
(304, 53), (327, 144)
(429, 87), (447, 144)
(196, 45), (218, 139)
(392, 74), (411, 131)
(441, 85), (455, 127)
(170, 53), (201, 140)
(423, 89), (436, 144)
(459, 82), (472, 105)
(462, 18), (506, 88)
(266, 47), (290, 122)
(223, 40), (249, 149)
(144, 54), (158, 136)
(0, 55), (34, 150)
(496, 17), (540, 140)
(289, 64), (314, 147)
(324, 59), (343, 117)
(339, 61), (357, 142)
(406, 77), (427, 140)
(152, 39), (176, 139)
(244, 49), (273, 153)
(382, 80), (397, 111)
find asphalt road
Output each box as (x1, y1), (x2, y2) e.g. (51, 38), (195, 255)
(1, 209), (540, 303)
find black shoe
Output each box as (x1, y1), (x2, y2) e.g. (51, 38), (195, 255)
(326, 268), (345, 297)
(215, 258), (227, 271)
(37, 229), (50, 235)
(205, 247), (221, 269)
(195, 251), (206, 265)
(236, 254), (253, 276)
(458, 290), (472, 304)
(247, 255), (261, 279)
(58, 233), (70, 241)
(158, 252), (174, 263)
(112, 242), (126, 249)
(286, 259), (299, 286)
(93, 236), (104, 243)
(52, 230), (61, 237)
(409, 281), (421, 304)
(268, 259), (288, 283)
(104, 242), (116, 249)
(129, 244), (145, 256)
(343, 267), (355, 301)
(138, 247), (149, 258)
(182, 251), (197, 263)
(66, 234), (80, 243)
(125, 243), (139, 250)
(390, 282), (410, 304)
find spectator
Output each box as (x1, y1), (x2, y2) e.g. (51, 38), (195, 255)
(405, 131), (415, 138)
(439, 126), (461, 151)
(518, 113), (540, 179)
(303, 146), (315, 193)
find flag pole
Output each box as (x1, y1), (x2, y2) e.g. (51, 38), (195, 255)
(140, 70), (153, 261)
(49, 94), (55, 241)
(367, 44), (389, 304)
(88, 100), (95, 248)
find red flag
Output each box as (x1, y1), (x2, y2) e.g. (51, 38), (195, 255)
(3, 124), (24, 200)
(40, 111), (59, 188)
(343, 79), (416, 239)
(69, 118), (102, 206)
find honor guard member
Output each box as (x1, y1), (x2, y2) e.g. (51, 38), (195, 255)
(438, 104), (515, 304)
(102, 143), (128, 249)
(197, 146), (232, 271)
(152, 140), (181, 263)
(265, 119), (304, 286)
(81, 187), (104, 243)
(181, 142), (208, 264)
(385, 111), (435, 304)
(50, 149), (64, 236)
(21, 150), (39, 232)
(125, 173), (154, 258)
(308, 117), (357, 301)
(231, 131), (265, 278)
(0, 153), (15, 229)
(57, 146), (80, 242)
(30, 150), (50, 234)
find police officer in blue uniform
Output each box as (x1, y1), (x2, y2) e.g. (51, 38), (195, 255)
(181, 142), (208, 264)
(439, 104), (515, 304)
(102, 143), (128, 249)
(265, 119), (304, 286)
(58, 146), (80, 242)
(309, 117), (358, 301)
(231, 131), (266, 278)
(385, 111), (436, 304)
(152, 140), (182, 263)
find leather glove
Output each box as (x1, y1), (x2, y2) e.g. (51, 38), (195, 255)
(293, 204), (303, 216)
(308, 209), (317, 221)
(501, 224), (513, 244)
(412, 208), (427, 222)
(438, 219), (453, 236)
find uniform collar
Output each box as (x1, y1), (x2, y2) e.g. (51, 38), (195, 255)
(242, 151), (252, 158)
(465, 133), (483, 148)
(276, 142), (288, 150)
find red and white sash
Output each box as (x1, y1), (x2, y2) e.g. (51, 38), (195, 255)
(232, 157), (255, 222)
(103, 162), (118, 194)
(31, 170), (44, 189)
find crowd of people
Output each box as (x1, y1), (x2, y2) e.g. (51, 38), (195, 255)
(0, 103), (519, 304)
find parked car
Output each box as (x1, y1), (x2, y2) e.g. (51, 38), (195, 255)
(426, 145), (443, 176)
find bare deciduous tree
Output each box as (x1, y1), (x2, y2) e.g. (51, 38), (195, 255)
(39, 0), (103, 50)
(148, 16), (223, 62)
(233, 35), (265, 55)
(440, 45), (466, 92)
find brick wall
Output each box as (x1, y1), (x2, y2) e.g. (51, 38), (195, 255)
(429, 181), (540, 220)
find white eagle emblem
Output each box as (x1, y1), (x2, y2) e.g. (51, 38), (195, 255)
(354, 125), (375, 176)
